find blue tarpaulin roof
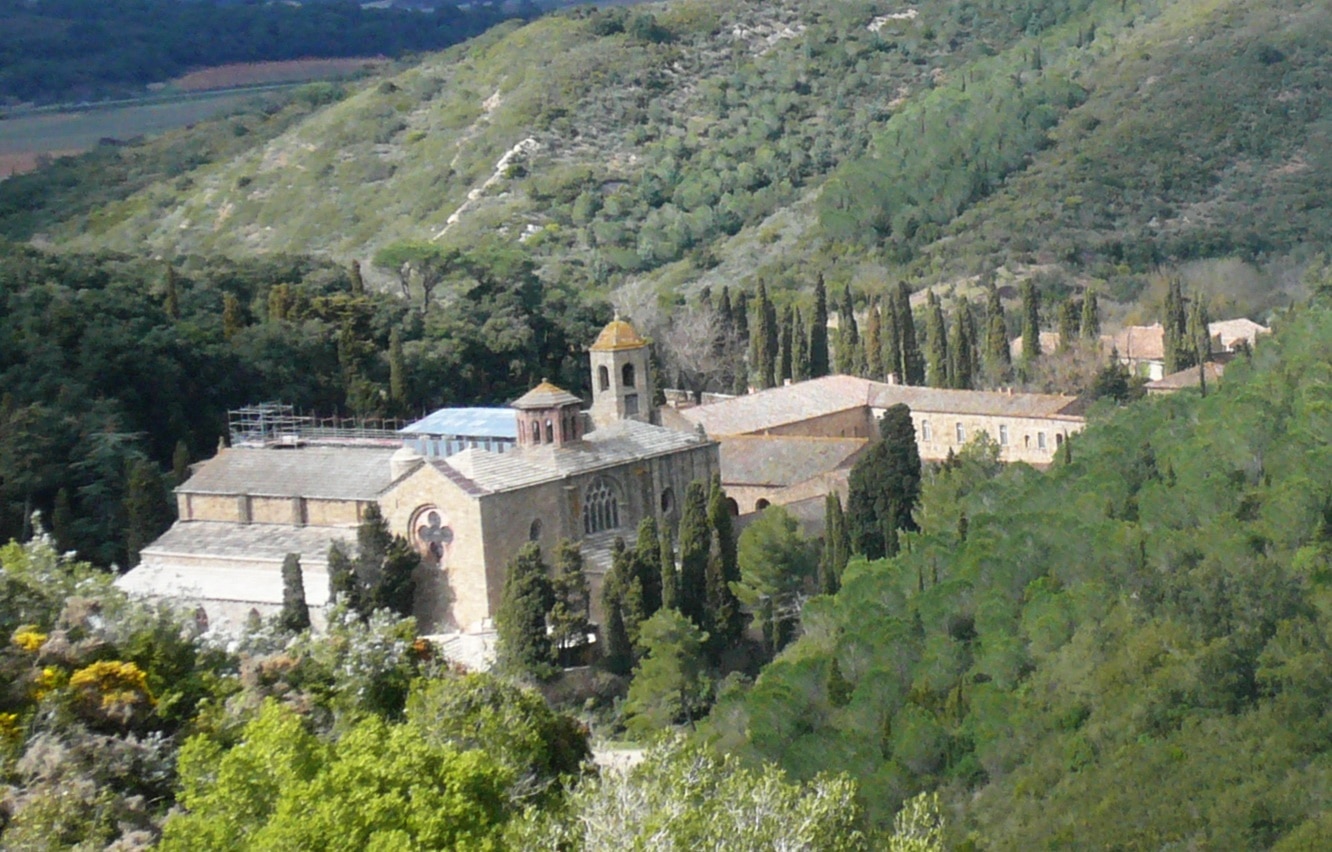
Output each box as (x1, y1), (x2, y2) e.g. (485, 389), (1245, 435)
(400, 407), (517, 439)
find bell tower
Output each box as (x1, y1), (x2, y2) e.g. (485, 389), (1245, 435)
(512, 380), (584, 449)
(589, 318), (653, 427)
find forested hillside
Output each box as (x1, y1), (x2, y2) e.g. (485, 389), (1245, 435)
(703, 290), (1332, 847)
(7, 0), (1328, 309)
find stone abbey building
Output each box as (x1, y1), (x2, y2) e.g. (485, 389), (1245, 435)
(119, 320), (718, 635)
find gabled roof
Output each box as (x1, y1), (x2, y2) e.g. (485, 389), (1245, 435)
(719, 436), (867, 487)
(177, 446), (397, 501)
(511, 381), (582, 410)
(678, 375), (879, 436)
(1208, 318), (1269, 349)
(1102, 323), (1166, 362)
(400, 407), (516, 438)
(870, 385), (1083, 419)
(1144, 360), (1226, 391)
(589, 319), (647, 351)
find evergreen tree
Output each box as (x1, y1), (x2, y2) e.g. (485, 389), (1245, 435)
(222, 292), (242, 340)
(984, 282), (1011, 379)
(388, 328), (407, 412)
(124, 458), (171, 568)
(751, 282), (777, 389)
(279, 553), (311, 633)
(735, 506), (815, 657)
(51, 487), (73, 553)
(866, 299), (885, 380)
(733, 291), (750, 345)
(1058, 300), (1079, 352)
(610, 537), (645, 646)
(792, 307), (811, 382)
(495, 542), (555, 678)
(164, 263), (180, 320)
(1188, 293), (1213, 364)
(924, 291), (949, 388)
(834, 285), (860, 374)
(549, 539), (591, 655)
(707, 475), (742, 646)
(328, 541), (359, 611)
(778, 304), (794, 384)
(600, 592), (633, 676)
(632, 517), (664, 617)
(622, 608), (712, 736)
(1020, 280), (1041, 364)
(1081, 288), (1101, 339)
(374, 537), (418, 618)
(896, 282), (925, 385)
(1163, 277), (1195, 374)
(676, 480), (711, 630)
(883, 288), (902, 383)
(846, 404), (922, 559)
(810, 274), (830, 378)
(660, 526), (678, 611)
(172, 439), (191, 486)
(949, 299), (976, 390)
(349, 259), (365, 295)
(827, 657), (854, 708)
(820, 492), (850, 594)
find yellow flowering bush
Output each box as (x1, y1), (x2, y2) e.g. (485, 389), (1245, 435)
(0, 712), (20, 745)
(69, 660), (155, 726)
(32, 665), (65, 701)
(11, 626), (47, 652)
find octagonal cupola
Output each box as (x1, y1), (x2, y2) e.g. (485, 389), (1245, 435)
(512, 380), (583, 448)
(589, 317), (653, 426)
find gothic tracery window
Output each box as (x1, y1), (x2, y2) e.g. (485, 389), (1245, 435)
(414, 508), (454, 560)
(582, 477), (621, 535)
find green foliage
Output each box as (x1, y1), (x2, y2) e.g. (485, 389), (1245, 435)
(735, 506), (817, 658)
(623, 608), (711, 738)
(278, 553), (311, 634)
(549, 539), (590, 655)
(495, 542), (555, 680)
(846, 404), (922, 559)
(676, 480), (711, 632)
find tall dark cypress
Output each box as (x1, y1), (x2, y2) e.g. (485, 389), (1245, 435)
(924, 290), (949, 388)
(279, 553), (311, 633)
(349, 259), (365, 295)
(846, 404), (922, 560)
(1057, 300), (1079, 352)
(821, 492), (849, 594)
(1163, 277), (1193, 374)
(751, 282), (777, 389)
(707, 475), (742, 645)
(676, 480), (712, 630)
(810, 274), (830, 378)
(495, 542), (556, 678)
(659, 526), (678, 611)
(1081, 288), (1100, 339)
(734, 291), (750, 345)
(778, 304), (794, 384)
(883, 288), (902, 383)
(985, 282), (1011, 379)
(633, 517), (664, 617)
(792, 306), (810, 381)
(865, 299), (885, 380)
(1188, 292), (1212, 364)
(835, 284), (860, 375)
(389, 327), (407, 412)
(949, 300), (975, 390)
(896, 282), (925, 385)
(1021, 280), (1041, 364)
(124, 458), (171, 568)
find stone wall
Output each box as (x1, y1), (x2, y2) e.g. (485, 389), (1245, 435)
(896, 409), (1084, 465)
(760, 407), (877, 439)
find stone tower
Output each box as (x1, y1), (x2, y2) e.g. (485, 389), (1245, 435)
(512, 380), (584, 448)
(589, 318), (653, 426)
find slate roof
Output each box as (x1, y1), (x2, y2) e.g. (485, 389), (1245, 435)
(438, 418), (712, 493)
(121, 521), (353, 606)
(870, 385), (1083, 419)
(511, 381), (583, 410)
(589, 319), (647, 351)
(1144, 360), (1227, 392)
(400, 407), (516, 438)
(719, 436), (867, 487)
(178, 446), (397, 500)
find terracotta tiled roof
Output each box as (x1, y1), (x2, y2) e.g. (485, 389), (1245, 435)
(1102, 324), (1166, 362)
(589, 319), (647, 351)
(511, 381), (582, 409)
(177, 446), (397, 501)
(1008, 331), (1064, 359)
(1144, 360), (1226, 391)
(719, 436), (867, 487)
(1208, 318), (1269, 350)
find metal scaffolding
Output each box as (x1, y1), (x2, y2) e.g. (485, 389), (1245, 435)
(228, 403), (407, 447)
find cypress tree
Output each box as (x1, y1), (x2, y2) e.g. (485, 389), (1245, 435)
(1163, 277), (1193, 374)
(600, 591), (633, 676)
(778, 304), (794, 384)
(633, 517), (664, 616)
(676, 480), (711, 630)
(866, 299), (885, 380)
(222, 292), (242, 341)
(821, 492), (849, 594)
(124, 458), (171, 568)
(751, 282), (777, 389)
(52, 487), (73, 553)
(267, 283), (292, 323)
(810, 274), (830, 378)
(1057, 300), (1079, 352)
(1081, 288), (1100, 339)
(279, 553), (311, 633)
(924, 290), (949, 388)
(719, 286), (735, 332)
(949, 300), (975, 390)
(985, 282), (1011, 378)
(792, 306), (811, 381)
(846, 404), (922, 559)
(1188, 292), (1212, 363)
(733, 291), (750, 346)
(883, 288), (902, 383)
(1020, 280), (1041, 363)
(707, 475), (742, 645)
(373, 536), (418, 618)
(827, 657), (854, 708)
(896, 282), (925, 385)
(659, 526), (678, 611)
(328, 541), (359, 611)
(495, 542), (555, 678)
(349, 259), (365, 295)
(389, 327), (407, 412)
(549, 539), (591, 655)
(834, 284), (860, 374)
(610, 537), (645, 645)
(164, 263), (181, 320)
(172, 439), (191, 486)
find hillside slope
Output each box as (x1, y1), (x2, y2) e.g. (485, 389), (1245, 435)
(15, 0), (1332, 302)
(703, 298), (1332, 846)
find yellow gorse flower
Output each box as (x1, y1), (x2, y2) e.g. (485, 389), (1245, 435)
(11, 627), (47, 653)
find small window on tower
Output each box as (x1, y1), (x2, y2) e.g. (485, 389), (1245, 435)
(622, 363), (636, 388)
(1037, 432), (1048, 451)
(545, 419), (554, 443)
(921, 420), (932, 442)
(624, 394), (639, 416)
(531, 421), (540, 444)
(955, 422), (965, 443)
(598, 365), (610, 391)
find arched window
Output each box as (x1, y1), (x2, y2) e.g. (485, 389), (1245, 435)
(725, 497), (739, 516)
(622, 363), (636, 388)
(531, 421), (540, 444)
(545, 419), (554, 443)
(756, 498), (771, 511)
(582, 477), (621, 535)
(529, 518), (543, 541)
(660, 487), (674, 513)
(598, 365), (610, 391)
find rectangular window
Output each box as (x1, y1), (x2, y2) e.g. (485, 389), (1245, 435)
(955, 422), (965, 443)
(999, 424), (1009, 446)
(1037, 431), (1048, 451)
(921, 420), (932, 442)
(624, 393), (639, 416)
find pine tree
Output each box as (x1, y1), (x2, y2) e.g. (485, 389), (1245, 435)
(172, 439), (191, 486)
(279, 553), (312, 633)
(896, 282), (925, 385)
(222, 292), (242, 341)
(124, 458), (171, 568)
(949, 299), (975, 390)
(388, 328), (407, 412)
(778, 304), (794, 384)
(659, 526), (678, 611)
(846, 404), (922, 559)
(1081, 288), (1100, 339)
(810, 274), (830, 378)
(984, 282), (1011, 379)
(924, 291), (949, 388)
(549, 539), (590, 655)
(164, 264), (180, 320)
(495, 542), (555, 678)
(792, 307), (811, 382)
(349, 259), (365, 295)
(633, 517), (664, 617)
(676, 480), (711, 630)
(707, 475), (742, 646)
(1057, 300), (1079, 352)
(1020, 280), (1041, 364)
(866, 299), (885, 380)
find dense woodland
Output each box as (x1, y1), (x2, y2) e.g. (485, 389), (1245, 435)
(0, 0), (516, 105)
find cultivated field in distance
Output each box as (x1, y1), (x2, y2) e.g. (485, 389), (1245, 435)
(169, 57), (385, 92)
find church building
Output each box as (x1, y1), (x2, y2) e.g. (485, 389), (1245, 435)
(118, 320), (718, 636)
